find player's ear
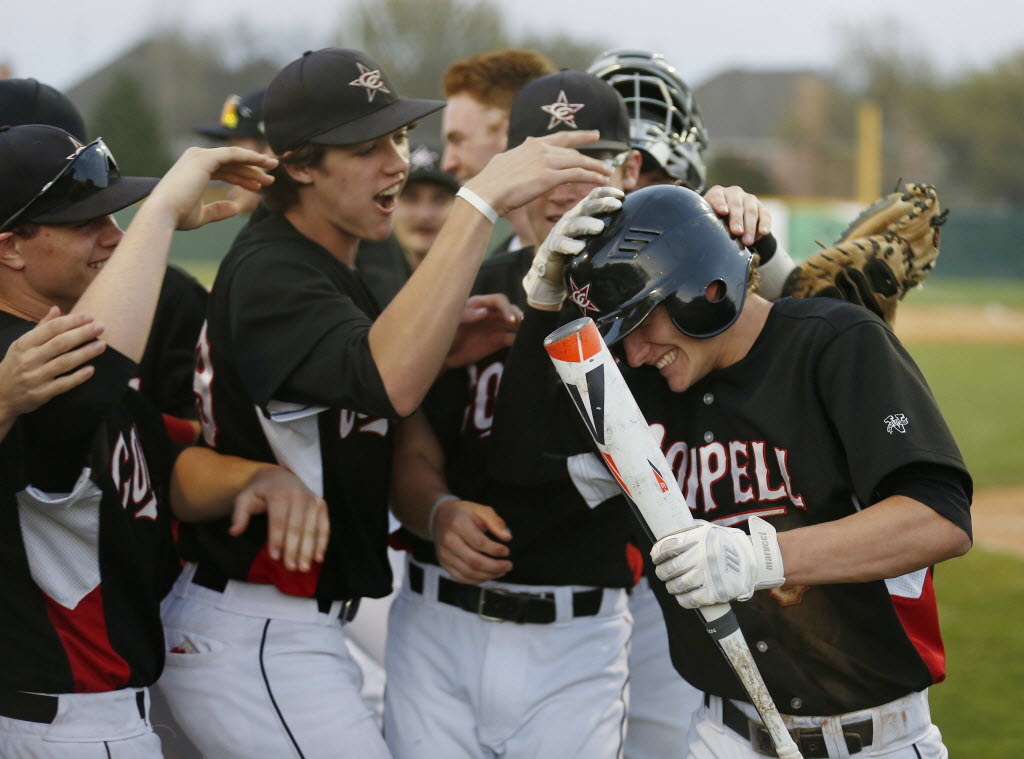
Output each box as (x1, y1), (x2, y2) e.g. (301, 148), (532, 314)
(283, 163), (316, 185)
(0, 232), (26, 271)
(621, 150), (643, 192)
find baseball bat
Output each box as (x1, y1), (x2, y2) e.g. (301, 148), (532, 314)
(545, 317), (802, 759)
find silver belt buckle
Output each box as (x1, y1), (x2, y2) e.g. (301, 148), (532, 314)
(477, 587), (510, 622)
(339, 598), (355, 621)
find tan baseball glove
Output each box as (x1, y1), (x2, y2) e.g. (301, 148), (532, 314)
(780, 183), (948, 327)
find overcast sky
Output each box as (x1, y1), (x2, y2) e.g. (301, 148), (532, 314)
(4, 0), (1021, 91)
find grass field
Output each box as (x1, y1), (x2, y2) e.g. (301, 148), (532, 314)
(903, 331), (1024, 756)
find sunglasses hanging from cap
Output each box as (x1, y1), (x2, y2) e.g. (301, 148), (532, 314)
(0, 138), (120, 232)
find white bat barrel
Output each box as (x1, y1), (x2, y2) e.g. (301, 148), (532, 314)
(545, 317), (803, 759)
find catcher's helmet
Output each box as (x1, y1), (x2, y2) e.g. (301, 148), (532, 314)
(587, 49), (708, 192)
(565, 185), (751, 344)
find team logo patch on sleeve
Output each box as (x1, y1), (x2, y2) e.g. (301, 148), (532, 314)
(884, 413), (909, 434)
(349, 63), (391, 102)
(541, 90), (585, 130)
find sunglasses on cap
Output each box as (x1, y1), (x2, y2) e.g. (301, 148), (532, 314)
(0, 138), (120, 233)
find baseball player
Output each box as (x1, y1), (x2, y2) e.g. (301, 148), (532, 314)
(0, 124), (328, 757)
(158, 47), (611, 759)
(1, 76), (210, 438)
(441, 49), (557, 255)
(586, 48), (801, 759)
(383, 69), (769, 759)
(560, 184), (972, 758)
(193, 87), (271, 215)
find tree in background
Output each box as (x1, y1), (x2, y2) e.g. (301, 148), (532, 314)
(339, 0), (606, 99)
(90, 72), (174, 177)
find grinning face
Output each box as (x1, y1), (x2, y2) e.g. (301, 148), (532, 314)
(392, 180), (455, 269)
(1, 216), (124, 316)
(441, 93), (509, 182)
(621, 303), (722, 393)
(293, 127), (411, 251)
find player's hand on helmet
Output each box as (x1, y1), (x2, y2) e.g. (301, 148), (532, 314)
(464, 131), (613, 219)
(230, 466), (329, 572)
(445, 294), (524, 368)
(432, 498), (513, 584)
(146, 146), (278, 231)
(703, 185), (772, 247)
(651, 516), (785, 609)
(0, 307), (106, 423)
(523, 186), (625, 310)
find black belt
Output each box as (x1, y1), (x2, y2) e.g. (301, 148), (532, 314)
(0, 689), (145, 725)
(407, 563), (603, 624)
(709, 694), (873, 758)
(191, 563), (359, 622)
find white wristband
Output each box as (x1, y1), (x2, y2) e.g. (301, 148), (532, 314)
(456, 186), (499, 225)
(427, 493), (459, 539)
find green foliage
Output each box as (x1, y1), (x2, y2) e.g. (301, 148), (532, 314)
(919, 51), (1024, 204)
(932, 548), (1024, 757)
(90, 72), (173, 177)
(903, 340), (1024, 489)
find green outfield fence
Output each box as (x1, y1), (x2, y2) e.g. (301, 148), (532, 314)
(116, 199), (1024, 281)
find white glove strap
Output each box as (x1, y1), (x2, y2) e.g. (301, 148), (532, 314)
(456, 186), (498, 224)
(746, 516), (785, 590)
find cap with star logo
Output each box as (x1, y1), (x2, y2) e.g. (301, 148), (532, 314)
(407, 143), (459, 193)
(507, 69), (630, 152)
(264, 48), (445, 154)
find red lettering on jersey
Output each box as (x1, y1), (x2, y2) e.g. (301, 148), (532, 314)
(339, 411), (390, 439)
(194, 322), (219, 447)
(728, 441), (755, 504)
(774, 447), (806, 509)
(751, 441), (788, 502)
(464, 360), (503, 436)
(109, 426), (158, 520)
(699, 442), (727, 512)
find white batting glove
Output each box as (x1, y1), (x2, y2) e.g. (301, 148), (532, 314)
(523, 186), (624, 309)
(651, 516), (785, 609)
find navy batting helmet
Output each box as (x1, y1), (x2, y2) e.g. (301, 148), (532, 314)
(564, 185), (751, 344)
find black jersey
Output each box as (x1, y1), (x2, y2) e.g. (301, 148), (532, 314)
(0, 313), (179, 694)
(633, 298), (972, 714)
(185, 211), (397, 602)
(356, 235), (412, 308)
(403, 247), (635, 588)
(134, 265), (208, 419)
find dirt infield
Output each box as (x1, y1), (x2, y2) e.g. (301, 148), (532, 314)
(967, 487), (1024, 557)
(894, 304), (1024, 343)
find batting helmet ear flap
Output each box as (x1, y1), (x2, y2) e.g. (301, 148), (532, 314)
(564, 185), (752, 344)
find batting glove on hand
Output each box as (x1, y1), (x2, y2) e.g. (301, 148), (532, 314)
(523, 186), (624, 309)
(651, 516), (785, 609)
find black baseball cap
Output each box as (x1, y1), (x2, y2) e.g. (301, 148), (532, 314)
(407, 143), (459, 193)
(0, 78), (87, 141)
(265, 48), (445, 154)
(194, 88), (266, 141)
(0, 125), (157, 232)
(507, 70), (630, 152)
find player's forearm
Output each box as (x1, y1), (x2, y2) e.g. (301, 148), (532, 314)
(72, 201), (177, 363)
(390, 413), (451, 539)
(777, 495), (971, 586)
(369, 202), (492, 416)
(170, 446), (277, 522)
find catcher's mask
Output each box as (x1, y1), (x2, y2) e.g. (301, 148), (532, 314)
(587, 49), (709, 192)
(564, 185), (751, 345)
